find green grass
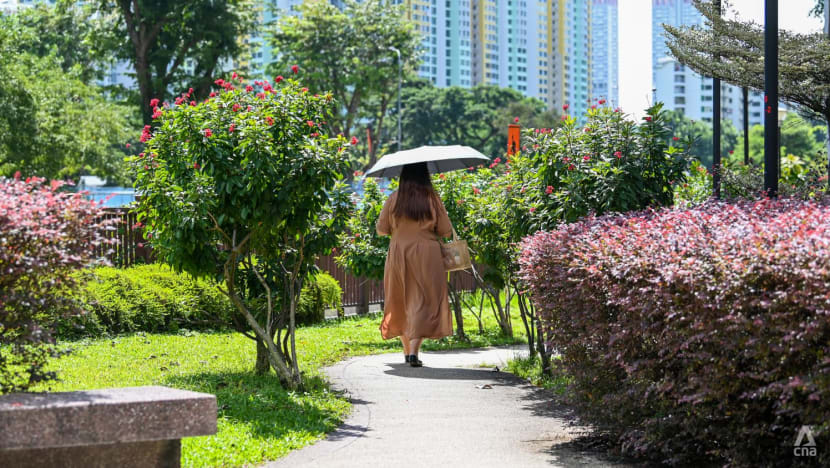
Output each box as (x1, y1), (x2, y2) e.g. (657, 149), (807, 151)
(35, 301), (526, 468)
(504, 355), (569, 395)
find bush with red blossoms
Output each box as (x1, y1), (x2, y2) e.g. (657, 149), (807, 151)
(132, 72), (352, 389)
(0, 175), (112, 393)
(519, 198), (830, 465)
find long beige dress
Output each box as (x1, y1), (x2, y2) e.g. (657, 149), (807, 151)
(376, 190), (453, 340)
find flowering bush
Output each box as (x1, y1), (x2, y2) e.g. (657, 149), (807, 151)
(132, 71), (351, 388)
(521, 103), (690, 231)
(335, 178), (390, 281)
(520, 199), (830, 465)
(0, 175), (111, 393)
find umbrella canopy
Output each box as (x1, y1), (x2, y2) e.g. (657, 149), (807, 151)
(364, 145), (490, 178)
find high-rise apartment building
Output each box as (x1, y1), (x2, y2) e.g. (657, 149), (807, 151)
(591, 0), (618, 106)
(404, 0), (473, 86)
(652, 0), (763, 129)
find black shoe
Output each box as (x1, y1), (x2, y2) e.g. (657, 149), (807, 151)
(408, 355), (423, 367)
(405, 354), (411, 363)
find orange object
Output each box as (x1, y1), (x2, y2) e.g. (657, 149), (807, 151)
(366, 127), (374, 156)
(507, 124), (521, 155)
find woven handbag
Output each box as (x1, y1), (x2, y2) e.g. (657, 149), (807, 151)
(441, 226), (472, 272)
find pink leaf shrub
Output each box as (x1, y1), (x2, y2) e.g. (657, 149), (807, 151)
(0, 176), (113, 393)
(520, 198), (830, 465)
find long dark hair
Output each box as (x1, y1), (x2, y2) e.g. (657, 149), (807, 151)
(393, 162), (436, 222)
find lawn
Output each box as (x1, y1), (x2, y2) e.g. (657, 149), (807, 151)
(35, 298), (527, 468)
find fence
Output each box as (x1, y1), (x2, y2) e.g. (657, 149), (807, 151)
(95, 208), (477, 307)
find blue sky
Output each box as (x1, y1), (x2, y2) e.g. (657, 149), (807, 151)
(618, 0), (825, 118)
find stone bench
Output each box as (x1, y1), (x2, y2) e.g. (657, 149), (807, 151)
(0, 386), (216, 468)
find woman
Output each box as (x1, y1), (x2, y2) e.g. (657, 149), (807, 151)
(376, 162), (453, 367)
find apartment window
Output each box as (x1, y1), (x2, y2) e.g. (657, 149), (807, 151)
(674, 75), (685, 83)
(674, 85), (685, 94)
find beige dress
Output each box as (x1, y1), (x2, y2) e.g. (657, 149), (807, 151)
(376, 191), (453, 340)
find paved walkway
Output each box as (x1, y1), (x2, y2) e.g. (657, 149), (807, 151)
(265, 347), (630, 468)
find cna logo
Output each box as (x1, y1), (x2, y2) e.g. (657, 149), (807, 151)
(794, 425), (817, 457)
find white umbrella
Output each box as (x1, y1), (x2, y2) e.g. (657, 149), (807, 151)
(364, 145), (490, 178)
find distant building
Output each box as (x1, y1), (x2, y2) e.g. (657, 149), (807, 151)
(652, 0), (764, 129)
(591, 0), (618, 106)
(654, 57), (764, 129)
(405, 0), (473, 87)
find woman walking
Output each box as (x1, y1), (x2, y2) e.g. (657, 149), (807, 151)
(376, 162), (453, 367)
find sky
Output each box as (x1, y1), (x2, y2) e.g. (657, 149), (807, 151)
(618, 0), (825, 118)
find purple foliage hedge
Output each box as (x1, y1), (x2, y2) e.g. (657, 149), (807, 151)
(519, 198), (830, 466)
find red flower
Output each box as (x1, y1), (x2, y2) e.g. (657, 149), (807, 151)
(246, 85), (253, 92)
(439, 173), (446, 180)
(568, 164), (575, 171)
(494, 157), (501, 163)
(301, 87), (308, 93)
(214, 79), (225, 86)
(203, 128), (213, 137)
(13, 170), (20, 179)
(152, 108), (162, 119)
(125, 143), (131, 148)
(545, 185), (553, 194)
(583, 155), (590, 161)
(529, 207), (536, 213)
(614, 151), (622, 158)
(174, 97), (183, 105)
(562, 104), (569, 111)
(263, 84), (273, 92)
(149, 98), (160, 107)
(310, 132), (319, 137)
(561, 115), (567, 121)
(584, 127), (591, 132)
(672, 136), (679, 141)
(489, 163), (497, 169)
(350, 136), (358, 145)
(140, 125), (152, 142)
(644, 116), (652, 122)
(232, 103), (241, 112)
(232, 72), (238, 80)
(591, 105), (597, 110)
(256, 92), (266, 99)
(188, 87), (194, 96)
(291, 65), (299, 74)
(193, 162), (200, 169)
(473, 187), (481, 195)
(275, 75), (284, 83)
(190, 101), (196, 106)
(229, 124), (235, 133)
(729, 150), (734, 155)
(598, 99), (606, 105)
(209, 92), (216, 97)
(266, 116), (274, 126)
(514, 117), (519, 123)
(307, 120), (315, 127)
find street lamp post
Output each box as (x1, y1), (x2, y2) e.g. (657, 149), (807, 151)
(712, 0), (722, 199)
(764, 0), (779, 197)
(388, 46), (402, 152)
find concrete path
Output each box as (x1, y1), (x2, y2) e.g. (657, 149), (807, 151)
(265, 347), (631, 468)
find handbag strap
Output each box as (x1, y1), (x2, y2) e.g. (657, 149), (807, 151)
(450, 224), (459, 242)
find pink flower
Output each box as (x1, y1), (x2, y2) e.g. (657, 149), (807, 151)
(494, 157), (501, 163)
(203, 128), (213, 138)
(514, 117), (519, 123)
(307, 120), (315, 127)
(214, 79), (225, 86)
(229, 124), (235, 133)
(583, 155), (590, 161)
(310, 132), (319, 137)
(209, 92), (216, 97)
(301, 87), (308, 93)
(246, 85), (253, 92)
(188, 87), (194, 96)
(190, 101), (196, 107)
(614, 151), (622, 158)
(562, 104), (569, 111)
(598, 99), (606, 105)
(152, 108), (162, 119)
(545, 185), (553, 194)
(13, 170), (20, 179)
(140, 125), (152, 142)
(473, 187), (481, 195)
(591, 105), (597, 110)
(275, 75), (284, 83)
(561, 115), (567, 121)
(529, 207), (536, 213)
(520, 186), (526, 193)
(149, 98), (160, 107)
(350, 136), (359, 145)
(291, 65), (299, 74)
(125, 143), (131, 148)
(232, 72), (238, 80)
(232, 103), (241, 112)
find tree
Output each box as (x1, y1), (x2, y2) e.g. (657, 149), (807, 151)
(132, 74), (351, 388)
(268, 0), (421, 168)
(663, 0), (830, 176)
(97, 0), (256, 124)
(731, 113), (828, 165)
(11, 0), (105, 83)
(399, 83), (559, 159)
(662, 109), (738, 167)
(0, 19), (135, 182)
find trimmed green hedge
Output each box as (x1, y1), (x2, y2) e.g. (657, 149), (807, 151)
(60, 265), (346, 337)
(297, 272), (343, 325)
(60, 264), (233, 337)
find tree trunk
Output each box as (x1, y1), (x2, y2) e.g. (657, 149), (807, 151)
(255, 339), (270, 375)
(447, 278), (467, 341)
(537, 325), (551, 375)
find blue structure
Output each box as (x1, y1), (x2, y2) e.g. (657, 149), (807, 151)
(591, 0), (619, 106)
